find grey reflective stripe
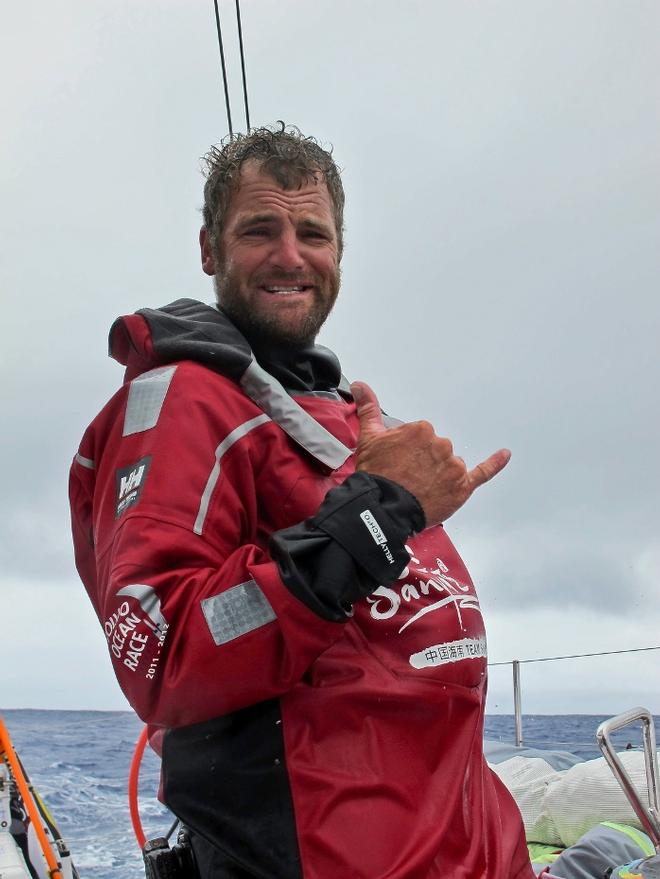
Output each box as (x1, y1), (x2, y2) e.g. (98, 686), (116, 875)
(241, 360), (352, 469)
(293, 389), (342, 401)
(116, 584), (168, 635)
(193, 414), (270, 535)
(75, 453), (95, 469)
(338, 373), (352, 396)
(123, 365), (177, 436)
(201, 580), (276, 645)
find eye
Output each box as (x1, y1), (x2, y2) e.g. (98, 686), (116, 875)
(243, 227), (269, 237)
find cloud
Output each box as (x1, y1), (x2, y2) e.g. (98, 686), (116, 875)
(485, 606), (660, 715)
(0, 577), (130, 711)
(454, 518), (660, 617)
(2, 0), (658, 711)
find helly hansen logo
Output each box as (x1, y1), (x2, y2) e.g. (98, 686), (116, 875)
(115, 456), (151, 518)
(360, 509), (387, 544)
(360, 509), (395, 565)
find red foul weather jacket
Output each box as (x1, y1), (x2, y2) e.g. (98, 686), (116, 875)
(69, 299), (533, 879)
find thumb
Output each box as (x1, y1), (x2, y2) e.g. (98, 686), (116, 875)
(351, 381), (386, 437)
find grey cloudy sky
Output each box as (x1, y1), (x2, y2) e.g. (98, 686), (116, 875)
(2, 0), (659, 718)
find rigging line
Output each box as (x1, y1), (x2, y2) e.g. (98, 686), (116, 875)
(488, 645), (660, 667)
(165, 818), (180, 842)
(213, 0), (233, 136)
(235, 0), (251, 131)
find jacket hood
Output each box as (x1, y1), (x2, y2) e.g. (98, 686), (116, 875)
(109, 298), (343, 393)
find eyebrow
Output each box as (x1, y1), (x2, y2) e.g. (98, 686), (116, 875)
(298, 217), (334, 236)
(234, 212), (334, 237)
(234, 212), (278, 230)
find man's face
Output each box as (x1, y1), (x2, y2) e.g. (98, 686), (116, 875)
(202, 161), (341, 347)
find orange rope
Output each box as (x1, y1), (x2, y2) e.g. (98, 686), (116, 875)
(128, 724), (149, 849)
(0, 716), (63, 879)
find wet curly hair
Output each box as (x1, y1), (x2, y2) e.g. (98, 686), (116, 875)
(202, 122), (345, 258)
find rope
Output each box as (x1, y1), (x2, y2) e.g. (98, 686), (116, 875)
(129, 728), (179, 850)
(489, 645), (660, 668)
(212, 0), (233, 136)
(166, 816), (180, 842)
(128, 725), (149, 849)
(235, 0), (250, 131)
(211, 0), (251, 136)
(0, 716), (63, 879)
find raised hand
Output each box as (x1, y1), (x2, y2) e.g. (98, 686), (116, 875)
(350, 381), (511, 527)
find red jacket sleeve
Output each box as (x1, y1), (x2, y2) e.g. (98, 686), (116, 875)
(70, 363), (347, 728)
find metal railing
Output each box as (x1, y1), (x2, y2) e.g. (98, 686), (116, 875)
(597, 708), (660, 851)
(488, 645), (660, 747)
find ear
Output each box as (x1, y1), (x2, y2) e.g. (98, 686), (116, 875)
(200, 227), (216, 276)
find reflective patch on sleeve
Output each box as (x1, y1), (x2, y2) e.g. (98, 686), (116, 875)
(75, 453), (95, 469)
(200, 580), (276, 645)
(123, 365), (177, 436)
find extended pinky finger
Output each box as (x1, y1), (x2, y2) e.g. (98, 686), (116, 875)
(468, 448), (511, 490)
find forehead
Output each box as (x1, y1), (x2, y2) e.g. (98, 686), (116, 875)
(225, 161), (335, 225)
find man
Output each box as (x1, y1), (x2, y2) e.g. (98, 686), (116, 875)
(70, 125), (534, 879)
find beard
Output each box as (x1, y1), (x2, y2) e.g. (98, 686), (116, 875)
(214, 262), (341, 349)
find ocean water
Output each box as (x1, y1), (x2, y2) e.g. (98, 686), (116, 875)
(0, 709), (655, 879)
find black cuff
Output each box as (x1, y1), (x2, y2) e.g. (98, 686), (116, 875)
(313, 471), (424, 586)
(269, 472), (424, 622)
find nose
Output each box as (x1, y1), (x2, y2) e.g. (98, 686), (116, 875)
(271, 228), (304, 272)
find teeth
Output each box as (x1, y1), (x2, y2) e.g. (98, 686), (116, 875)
(264, 287), (305, 293)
